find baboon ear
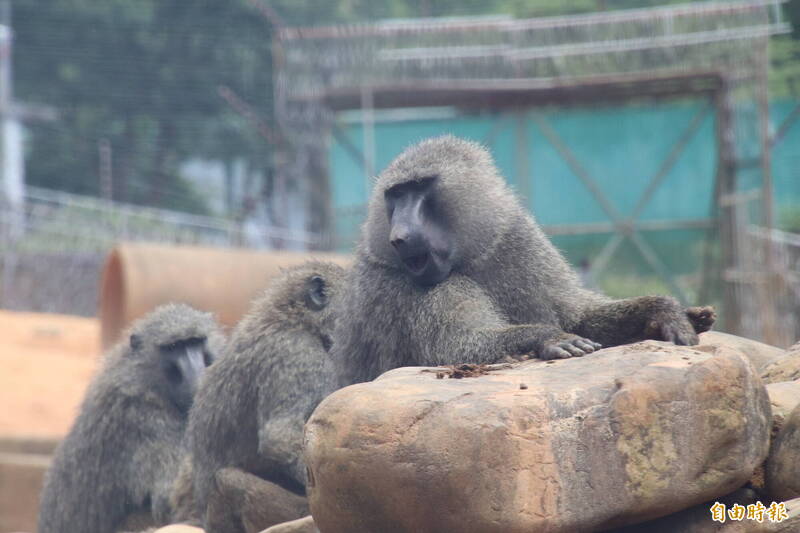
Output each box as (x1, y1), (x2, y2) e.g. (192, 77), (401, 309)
(306, 275), (327, 311)
(129, 333), (143, 351)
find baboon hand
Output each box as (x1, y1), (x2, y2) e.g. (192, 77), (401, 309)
(685, 306), (716, 334)
(645, 310), (699, 346)
(539, 334), (602, 360)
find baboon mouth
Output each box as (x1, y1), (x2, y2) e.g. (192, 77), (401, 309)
(402, 252), (429, 273)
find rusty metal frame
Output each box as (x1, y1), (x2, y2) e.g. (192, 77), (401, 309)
(329, 93), (716, 306)
(772, 101), (800, 148)
(532, 104), (712, 303)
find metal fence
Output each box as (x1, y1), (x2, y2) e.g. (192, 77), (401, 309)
(732, 225), (800, 347)
(272, 0), (794, 345)
(0, 186), (322, 316)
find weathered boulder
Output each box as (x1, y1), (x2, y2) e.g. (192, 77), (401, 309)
(761, 342), (800, 384)
(698, 331), (785, 372)
(260, 516), (318, 533)
(766, 381), (800, 423)
(766, 402), (800, 501)
(305, 341), (771, 533)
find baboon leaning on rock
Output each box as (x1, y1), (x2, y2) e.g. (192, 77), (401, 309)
(333, 135), (715, 385)
(185, 262), (345, 532)
(38, 303), (223, 533)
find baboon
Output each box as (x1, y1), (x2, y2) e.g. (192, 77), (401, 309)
(37, 303), (223, 533)
(168, 460), (308, 532)
(332, 135), (715, 385)
(185, 262), (345, 531)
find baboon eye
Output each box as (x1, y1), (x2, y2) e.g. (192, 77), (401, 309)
(166, 363), (182, 384)
(203, 350), (213, 367)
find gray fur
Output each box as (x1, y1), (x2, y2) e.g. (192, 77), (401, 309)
(333, 135), (707, 385)
(37, 303), (223, 533)
(186, 262), (345, 526)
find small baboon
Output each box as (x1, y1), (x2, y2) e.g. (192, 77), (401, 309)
(37, 303), (223, 533)
(333, 135), (715, 385)
(185, 262), (345, 531)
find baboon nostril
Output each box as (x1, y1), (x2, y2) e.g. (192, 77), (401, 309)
(391, 237), (405, 249)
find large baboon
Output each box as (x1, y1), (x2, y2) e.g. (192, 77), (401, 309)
(333, 135), (714, 385)
(186, 262), (345, 531)
(38, 304), (222, 533)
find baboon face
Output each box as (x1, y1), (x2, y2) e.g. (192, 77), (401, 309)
(384, 175), (454, 286)
(128, 303), (219, 415)
(261, 262), (345, 352)
(158, 336), (214, 414)
(365, 136), (515, 287)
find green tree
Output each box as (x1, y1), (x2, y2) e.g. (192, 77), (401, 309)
(15, 0), (275, 214)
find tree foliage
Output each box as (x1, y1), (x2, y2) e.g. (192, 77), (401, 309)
(16, 0), (275, 214)
(14, 0), (798, 216)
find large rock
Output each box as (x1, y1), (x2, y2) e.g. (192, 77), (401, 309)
(766, 381), (800, 423)
(305, 341), (771, 533)
(761, 342), (800, 384)
(698, 331), (785, 372)
(766, 402), (800, 501)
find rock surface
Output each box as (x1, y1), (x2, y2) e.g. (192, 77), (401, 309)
(766, 402), (800, 501)
(761, 342), (800, 384)
(260, 515), (318, 533)
(766, 381), (800, 423)
(305, 341), (771, 533)
(698, 331), (785, 372)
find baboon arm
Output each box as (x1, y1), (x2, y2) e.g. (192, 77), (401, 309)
(168, 455), (199, 524)
(257, 364), (327, 488)
(205, 468), (309, 533)
(574, 295), (700, 347)
(410, 278), (574, 365)
(127, 418), (184, 524)
(258, 413), (306, 487)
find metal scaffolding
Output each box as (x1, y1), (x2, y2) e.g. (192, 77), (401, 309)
(273, 1), (792, 344)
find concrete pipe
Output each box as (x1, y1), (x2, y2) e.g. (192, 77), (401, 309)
(99, 243), (350, 349)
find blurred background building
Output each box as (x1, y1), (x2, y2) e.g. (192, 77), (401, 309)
(1, 0), (800, 345)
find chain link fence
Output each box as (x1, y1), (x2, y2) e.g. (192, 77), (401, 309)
(0, 186), (321, 316)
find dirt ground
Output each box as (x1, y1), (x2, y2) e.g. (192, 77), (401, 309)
(0, 310), (100, 437)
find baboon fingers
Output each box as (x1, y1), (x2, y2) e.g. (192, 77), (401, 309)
(540, 334), (600, 360)
(685, 305), (716, 334)
(574, 340), (597, 353)
(560, 343), (586, 357)
(660, 323), (699, 346)
(540, 345), (574, 360)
